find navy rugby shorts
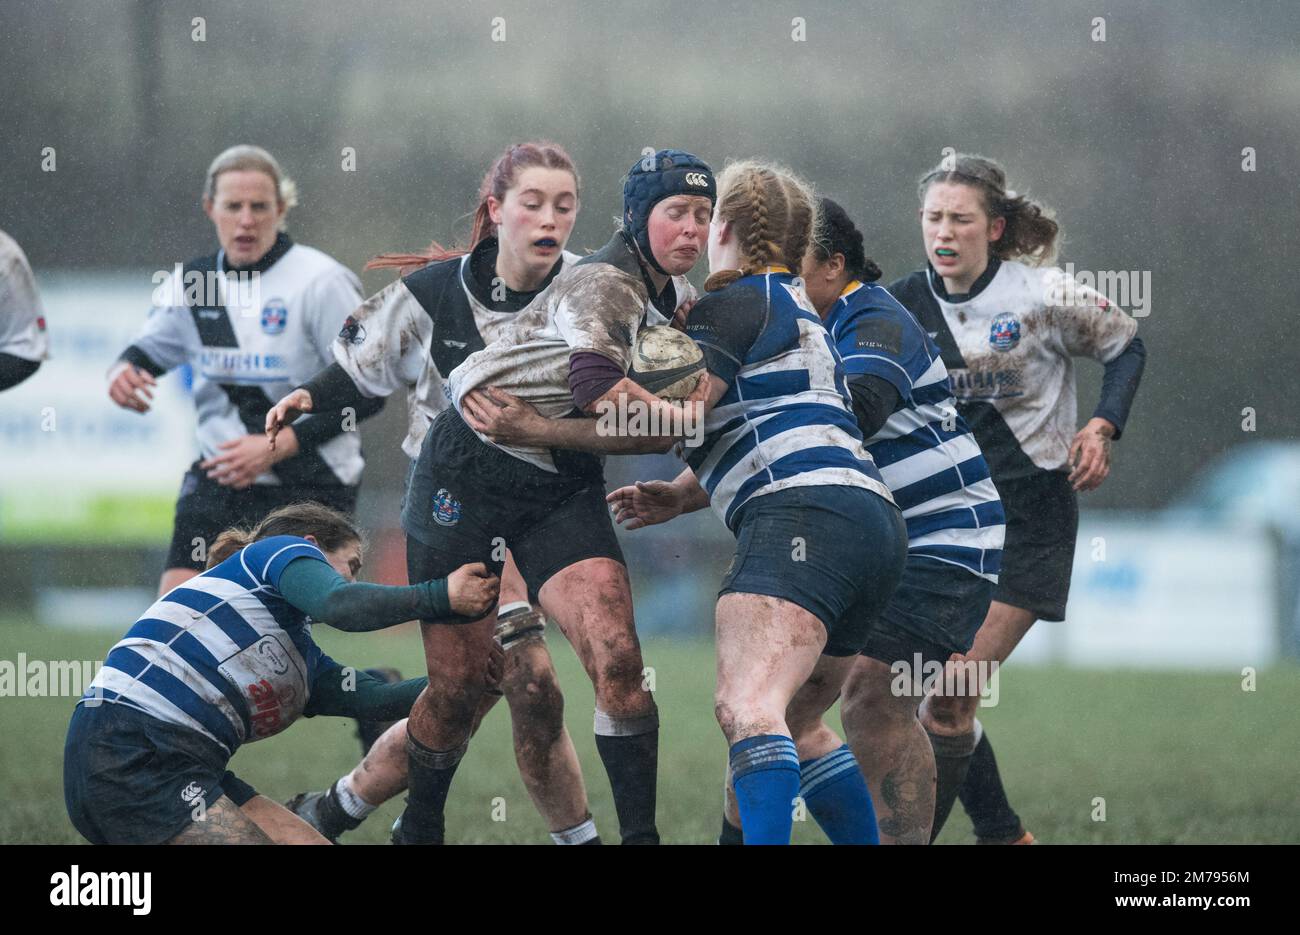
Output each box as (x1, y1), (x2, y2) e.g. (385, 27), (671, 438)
(991, 470), (1078, 622)
(64, 700), (256, 845)
(719, 484), (908, 656)
(860, 556), (995, 668)
(401, 410), (625, 610)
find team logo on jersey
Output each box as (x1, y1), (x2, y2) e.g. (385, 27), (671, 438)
(432, 488), (462, 527)
(989, 313), (1021, 351)
(339, 315), (366, 345)
(855, 318), (902, 355)
(260, 299), (288, 335)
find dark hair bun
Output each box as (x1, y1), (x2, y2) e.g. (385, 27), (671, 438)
(813, 198), (881, 282)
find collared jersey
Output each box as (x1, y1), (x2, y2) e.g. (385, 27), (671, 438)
(448, 232), (696, 472)
(888, 259), (1137, 481)
(125, 235), (366, 485)
(81, 536), (338, 755)
(331, 238), (579, 459)
(825, 280), (1004, 581)
(684, 268), (894, 531)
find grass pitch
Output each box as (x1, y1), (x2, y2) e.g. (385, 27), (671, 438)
(3, 619), (1297, 844)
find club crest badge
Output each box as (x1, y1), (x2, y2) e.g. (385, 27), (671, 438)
(989, 313), (1021, 351)
(339, 315), (366, 345)
(432, 488), (462, 527)
(260, 299), (288, 335)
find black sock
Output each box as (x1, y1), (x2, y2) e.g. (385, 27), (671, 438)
(318, 781), (363, 839)
(593, 712), (659, 844)
(396, 731), (464, 845)
(958, 731), (1023, 840)
(718, 813), (743, 845)
(928, 728), (978, 843)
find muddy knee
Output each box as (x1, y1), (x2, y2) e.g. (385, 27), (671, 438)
(505, 666), (567, 744)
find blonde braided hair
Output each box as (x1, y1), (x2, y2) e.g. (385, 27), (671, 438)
(704, 160), (805, 292)
(779, 172), (817, 279)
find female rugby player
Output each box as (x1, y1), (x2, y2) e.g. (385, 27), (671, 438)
(720, 198), (1004, 844)
(266, 142), (601, 845)
(471, 162), (909, 845)
(384, 149), (712, 845)
(107, 145), (382, 598)
(63, 502), (498, 845)
(889, 154), (1146, 843)
(0, 228), (48, 390)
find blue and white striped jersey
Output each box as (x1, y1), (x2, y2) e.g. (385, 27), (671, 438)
(81, 536), (337, 754)
(826, 281), (1004, 581)
(684, 268), (894, 530)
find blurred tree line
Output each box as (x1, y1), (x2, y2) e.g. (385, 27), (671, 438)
(2, 0), (1297, 509)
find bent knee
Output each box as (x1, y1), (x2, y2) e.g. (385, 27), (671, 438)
(505, 667), (566, 726)
(715, 693), (781, 742)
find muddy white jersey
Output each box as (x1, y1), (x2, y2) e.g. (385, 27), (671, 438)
(448, 232), (696, 472)
(889, 259), (1137, 480)
(0, 229), (49, 362)
(331, 240), (580, 459)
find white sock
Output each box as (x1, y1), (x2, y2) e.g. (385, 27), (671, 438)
(334, 775), (377, 820)
(550, 817), (598, 845)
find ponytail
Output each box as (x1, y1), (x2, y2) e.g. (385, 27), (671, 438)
(368, 140), (580, 275)
(704, 161), (815, 293)
(205, 501), (364, 569)
(918, 153), (1060, 265)
(812, 198), (882, 283)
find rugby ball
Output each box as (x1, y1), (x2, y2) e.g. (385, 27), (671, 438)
(628, 325), (705, 399)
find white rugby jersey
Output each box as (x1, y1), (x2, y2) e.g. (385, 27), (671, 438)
(81, 536), (339, 755)
(684, 269), (894, 530)
(826, 281), (1004, 581)
(0, 229), (50, 362)
(449, 232), (696, 472)
(122, 235), (366, 485)
(889, 259), (1137, 480)
(332, 241), (580, 459)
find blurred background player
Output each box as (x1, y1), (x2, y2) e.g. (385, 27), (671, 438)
(106, 144), (382, 598)
(63, 502), (499, 845)
(889, 153), (1147, 844)
(0, 228), (49, 390)
(397, 149), (712, 845)
(268, 141), (602, 844)
(725, 198), (1003, 844)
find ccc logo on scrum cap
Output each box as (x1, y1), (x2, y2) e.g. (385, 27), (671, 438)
(684, 172), (710, 187)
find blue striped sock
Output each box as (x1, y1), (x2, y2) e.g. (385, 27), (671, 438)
(800, 744), (879, 845)
(729, 734), (801, 845)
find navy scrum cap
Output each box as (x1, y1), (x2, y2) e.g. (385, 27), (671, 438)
(623, 149), (716, 274)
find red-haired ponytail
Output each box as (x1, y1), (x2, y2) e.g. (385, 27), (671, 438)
(367, 141), (580, 274)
